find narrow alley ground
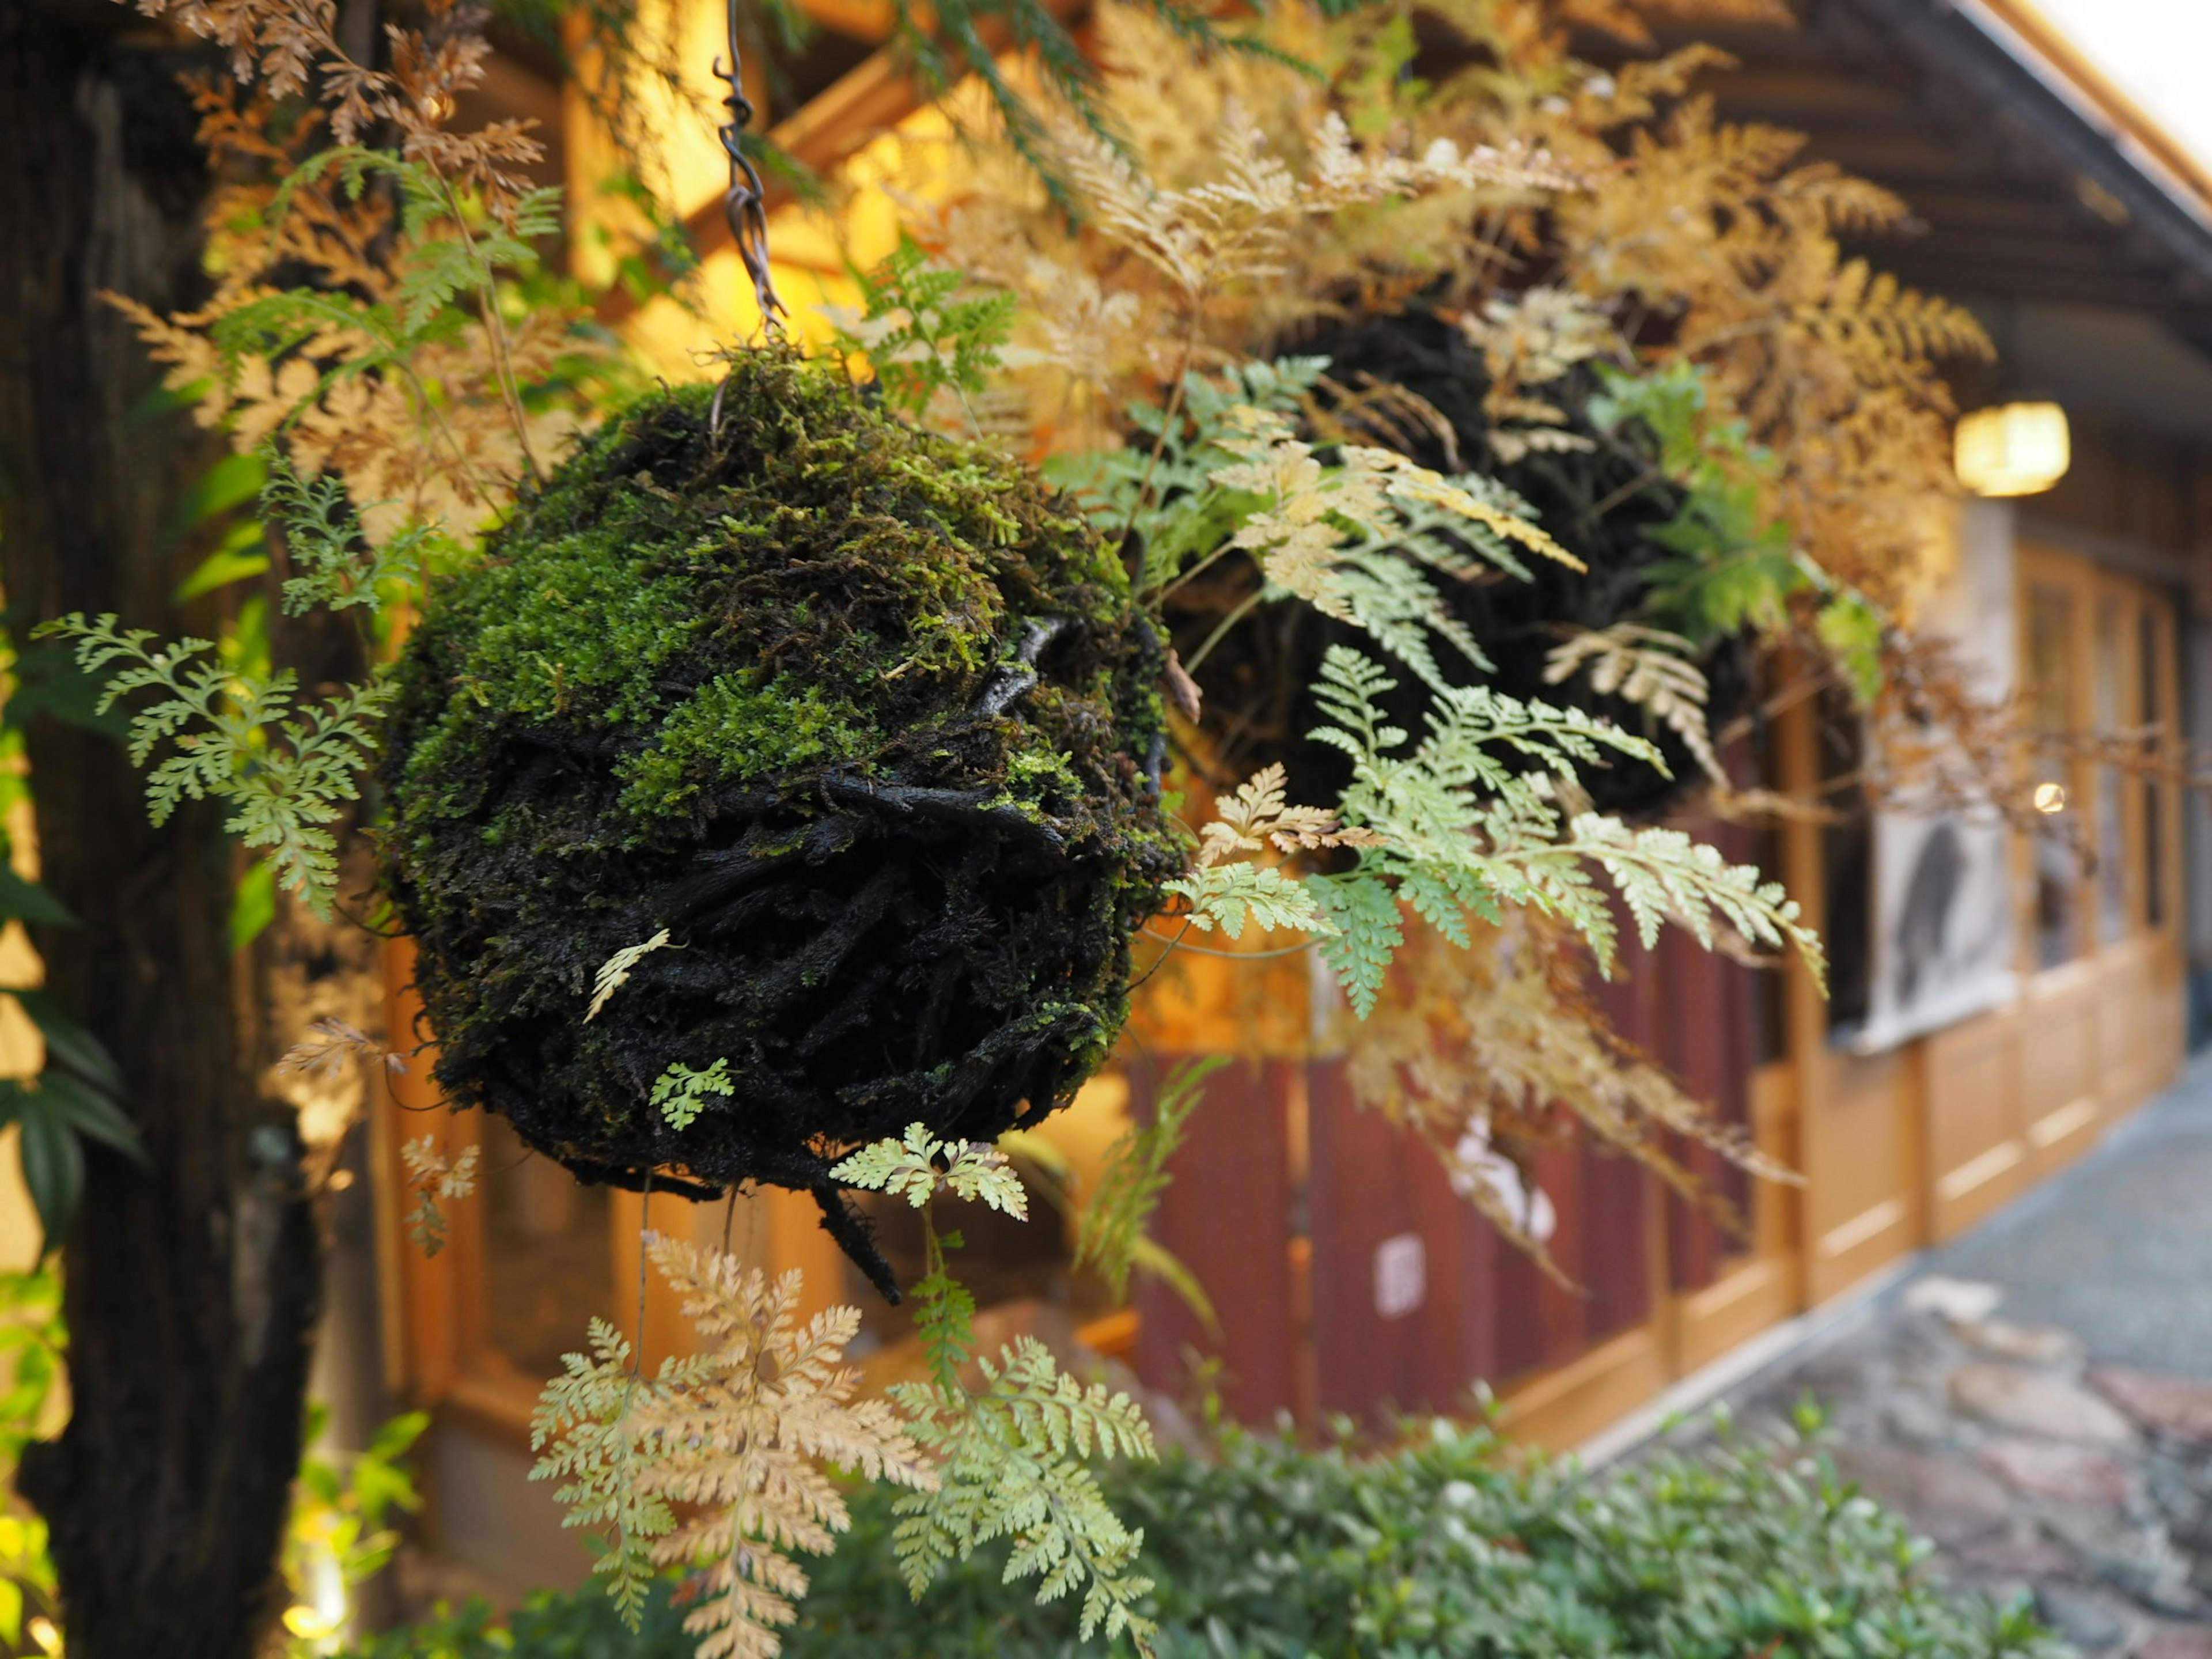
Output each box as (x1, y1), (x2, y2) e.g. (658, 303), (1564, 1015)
(1714, 1058), (2212, 1658)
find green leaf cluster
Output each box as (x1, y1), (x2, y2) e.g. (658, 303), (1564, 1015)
(0, 993), (147, 1252)
(647, 1058), (733, 1130)
(354, 1410), (2062, 1659)
(1301, 646), (1798, 1014)
(262, 456), (460, 622)
(1160, 861), (1327, 940)
(36, 614), (397, 915)
(0, 1267), (60, 1648)
(889, 1331), (1157, 1649)
(288, 1404), (431, 1624)
(1589, 361), (1801, 645)
(1051, 358), (1328, 594)
(828, 238), (1017, 429)
(830, 1124), (1028, 1217)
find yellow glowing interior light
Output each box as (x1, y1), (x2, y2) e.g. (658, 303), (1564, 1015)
(1955, 402), (2070, 498)
(27, 1615), (60, 1655)
(2033, 780), (2069, 815)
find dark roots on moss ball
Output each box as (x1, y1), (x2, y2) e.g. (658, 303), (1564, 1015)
(380, 351), (1181, 1297)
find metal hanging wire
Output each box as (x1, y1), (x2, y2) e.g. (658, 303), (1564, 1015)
(713, 0), (786, 329)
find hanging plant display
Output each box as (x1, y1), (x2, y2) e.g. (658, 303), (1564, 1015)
(41, 0), (1974, 1652)
(380, 351), (1180, 1289)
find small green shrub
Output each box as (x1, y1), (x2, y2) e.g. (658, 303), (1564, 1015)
(353, 1415), (2062, 1659)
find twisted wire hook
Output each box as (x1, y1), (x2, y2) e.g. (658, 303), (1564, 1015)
(713, 0), (785, 331)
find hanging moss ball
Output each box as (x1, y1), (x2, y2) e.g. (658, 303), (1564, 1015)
(381, 351), (1180, 1294)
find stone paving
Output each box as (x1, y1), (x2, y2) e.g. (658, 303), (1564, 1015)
(1729, 1276), (2212, 1658)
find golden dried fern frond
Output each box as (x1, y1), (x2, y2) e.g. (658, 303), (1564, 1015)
(1543, 623), (1726, 786)
(532, 1244), (935, 1659)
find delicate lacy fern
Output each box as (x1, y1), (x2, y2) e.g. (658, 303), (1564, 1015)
(529, 1318), (680, 1624)
(37, 615), (396, 914)
(1049, 357), (1330, 594)
(1484, 811), (1825, 982)
(1165, 859), (1329, 940)
(1075, 1057), (1225, 1301)
(823, 237), (1017, 433)
(262, 454), (458, 616)
(650, 1058), (733, 1130)
(1164, 764), (1373, 937)
(1302, 646), (1819, 1014)
(397, 1138), (478, 1257)
(587, 929), (673, 1021)
(830, 1124), (1028, 1218)
(1206, 406), (1579, 688)
(890, 1305), (1158, 1650)
(638, 1241), (935, 1659)
(1544, 624), (1725, 786)
(533, 1244), (934, 1657)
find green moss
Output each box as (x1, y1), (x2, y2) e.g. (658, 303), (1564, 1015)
(615, 673), (874, 820)
(380, 349), (1179, 1291)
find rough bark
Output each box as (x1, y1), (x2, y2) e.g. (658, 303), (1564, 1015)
(0, 6), (325, 1654)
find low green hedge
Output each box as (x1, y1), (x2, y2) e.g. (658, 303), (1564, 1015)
(353, 1415), (2062, 1659)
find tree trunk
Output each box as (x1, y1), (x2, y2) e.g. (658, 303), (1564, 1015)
(0, 6), (325, 1654)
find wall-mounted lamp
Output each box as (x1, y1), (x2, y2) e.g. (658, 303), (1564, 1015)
(1955, 401), (2071, 498)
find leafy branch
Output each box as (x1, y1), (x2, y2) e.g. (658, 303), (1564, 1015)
(832, 1126), (1160, 1649)
(1074, 1058), (1225, 1305)
(36, 615), (396, 915)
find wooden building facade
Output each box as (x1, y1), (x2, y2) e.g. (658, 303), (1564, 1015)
(354, 0), (2212, 1593)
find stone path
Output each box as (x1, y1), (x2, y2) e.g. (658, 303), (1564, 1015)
(1731, 1283), (2212, 1655)
(1933, 1066), (2212, 1382)
(1715, 1063), (2212, 1658)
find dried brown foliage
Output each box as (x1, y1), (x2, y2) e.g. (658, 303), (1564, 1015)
(113, 0), (593, 532)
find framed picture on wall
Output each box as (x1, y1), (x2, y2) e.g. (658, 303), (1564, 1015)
(1849, 501), (2021, 1054)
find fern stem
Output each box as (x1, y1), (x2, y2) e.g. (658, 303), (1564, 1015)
(1121, 298), (1211, 587)
(427, 160), (543, 487)
(1177, 586), (1265, 676)
(1136, 923), (1315, 962)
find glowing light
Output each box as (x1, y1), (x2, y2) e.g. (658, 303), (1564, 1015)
(1955, 402), (2070, 498)
(2033, 781), (2069, 815)
(281, 1546), (350, 1647)
(27, 1615), (60, 1655)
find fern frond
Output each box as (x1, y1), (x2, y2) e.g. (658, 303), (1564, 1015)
(37, 614), (396, 914)
(1543, 624), (1725, 786)
(890, 1336), (1157, 1646)
(650, 1058), (734, 1130)
(830, 1124), (1028, 1219)
(533, 1243), (934, 1652)
(588, 929), (675, 1021)
(528, 1318), (676, 1625)
(397, 1138), (478, 1257)
(1076, 1057), (1225, 1301)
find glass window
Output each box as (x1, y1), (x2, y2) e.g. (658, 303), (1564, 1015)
(2025, 582), (2082, 970)
(480, 1114), (618, 1380)
(2094, 595), (2130, 944)
(2142, 606), (2168, 930)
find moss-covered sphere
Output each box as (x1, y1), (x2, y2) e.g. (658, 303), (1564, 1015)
(381, 353), (1180, 1290)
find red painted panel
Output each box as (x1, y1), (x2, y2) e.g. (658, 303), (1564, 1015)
(1306, 1060), (1501, 1422)
(1130, 1055), (1298, 1425)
